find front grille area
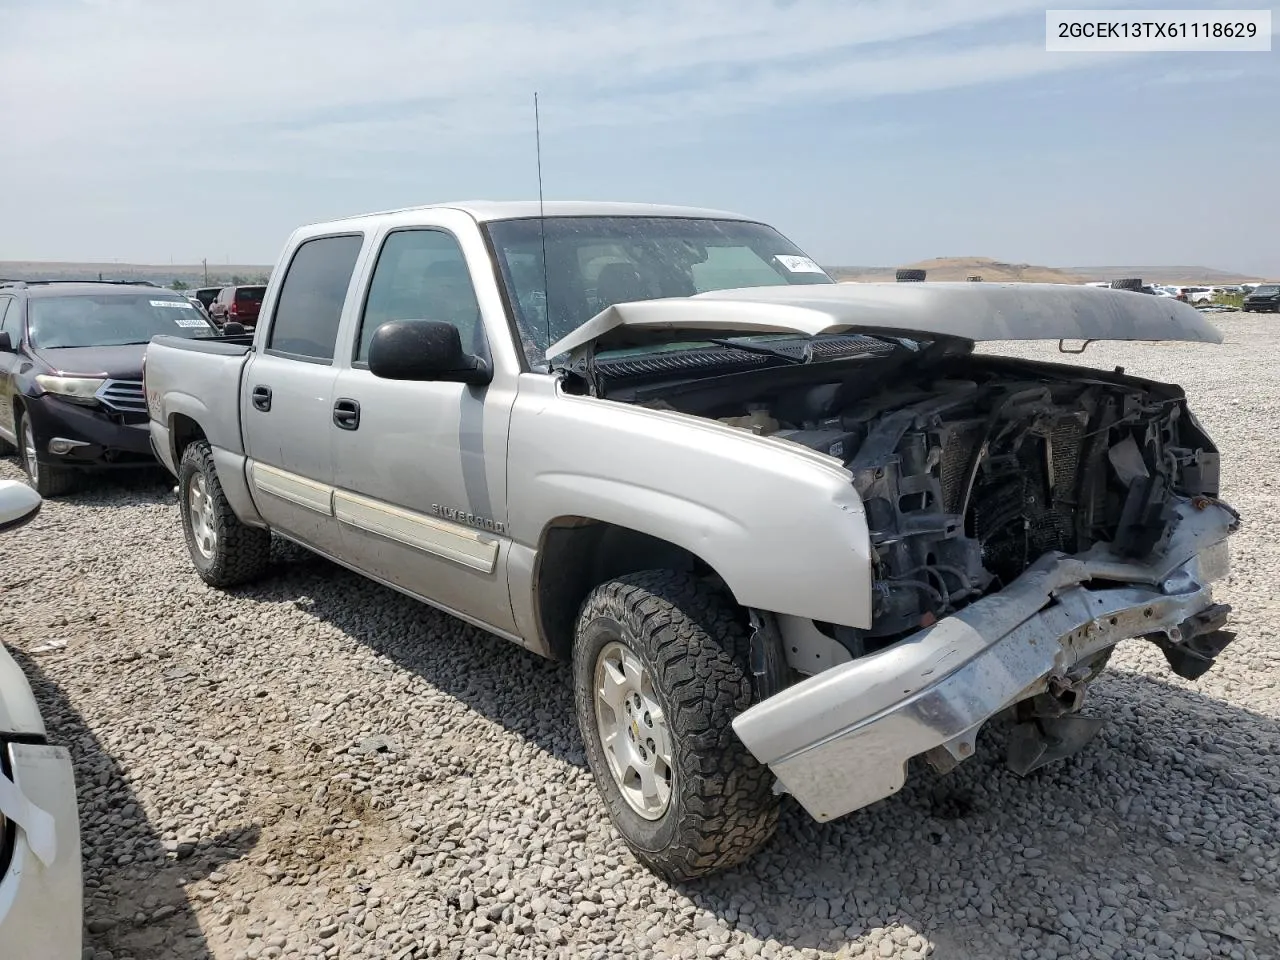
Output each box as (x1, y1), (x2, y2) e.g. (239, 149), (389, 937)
(964, 412), (1094, 585)
(97, 379), (147, 414)
(96, 378), (146, 419)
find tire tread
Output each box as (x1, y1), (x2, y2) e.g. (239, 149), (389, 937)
(575, 570), (779, 881)
(179, 441), (270, 587)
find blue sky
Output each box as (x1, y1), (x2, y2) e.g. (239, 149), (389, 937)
(0, 0), (1276, 276)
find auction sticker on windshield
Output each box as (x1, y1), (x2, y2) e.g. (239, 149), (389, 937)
(151, 300), (193, 309)
(775, 255), (825, 274)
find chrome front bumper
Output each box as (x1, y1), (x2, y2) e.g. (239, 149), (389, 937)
(732, 498), (1237, 823)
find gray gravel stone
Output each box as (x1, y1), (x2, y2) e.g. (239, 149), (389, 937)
(4, 318), (1280, 959)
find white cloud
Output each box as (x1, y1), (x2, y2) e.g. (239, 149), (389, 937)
(1, 0), (1106, 165)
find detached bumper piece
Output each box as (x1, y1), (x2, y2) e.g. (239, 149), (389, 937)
(732, 497), (1237, 824)
(0, 742), (83, 959)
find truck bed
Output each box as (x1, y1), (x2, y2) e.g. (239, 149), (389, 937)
(145, 335), (255, 472)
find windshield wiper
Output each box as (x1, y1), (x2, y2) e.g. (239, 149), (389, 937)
(705, 337), (809, 365)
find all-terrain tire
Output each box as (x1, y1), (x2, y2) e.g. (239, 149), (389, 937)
(16, 410), (77, 497)
(896, 268), (927, 282)
(1110, 278), (1143, 291)
(572, 570), (779, 882)
(178, 440), (271, 587)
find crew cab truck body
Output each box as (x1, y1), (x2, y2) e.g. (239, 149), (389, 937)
(145, 201), (1239, 880)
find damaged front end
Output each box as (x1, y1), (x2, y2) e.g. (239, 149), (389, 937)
(730, 363), (1240, 822)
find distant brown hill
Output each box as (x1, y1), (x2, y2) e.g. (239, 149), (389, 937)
(0, 260), (273, 288)
(828, 257), (1085, 284)
(826, 257), (1263, 286)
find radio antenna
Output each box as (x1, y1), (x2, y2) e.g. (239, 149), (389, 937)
(534, 92), (552, 362)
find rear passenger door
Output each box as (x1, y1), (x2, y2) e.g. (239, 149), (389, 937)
(242, 233), (365, 556)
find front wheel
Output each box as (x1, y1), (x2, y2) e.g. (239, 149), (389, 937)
(178, 441), (271, 586)
(17, 411), (77, 497)
(572, 570), (779, 881)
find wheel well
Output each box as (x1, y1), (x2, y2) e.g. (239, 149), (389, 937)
(169, 414), (207, 463)
(534, 518), (729, 661)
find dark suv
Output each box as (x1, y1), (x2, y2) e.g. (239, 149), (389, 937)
(209, 285), (265, 328)
(0, 281), (219, 495)
(1242, 284), (1279, 313)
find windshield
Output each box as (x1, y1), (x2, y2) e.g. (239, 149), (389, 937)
(28, 294), (217, 348)
(1251, 285), (1278, 295)
(485, 216), (834, 370)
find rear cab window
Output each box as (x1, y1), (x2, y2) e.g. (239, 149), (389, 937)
(236, 286), (266, 303)
(265, 235), (364, 362)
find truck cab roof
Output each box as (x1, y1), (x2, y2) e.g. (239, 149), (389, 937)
(317, 200), (753, 228)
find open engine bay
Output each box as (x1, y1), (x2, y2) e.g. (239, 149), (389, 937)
(588, 341), (1224, 659)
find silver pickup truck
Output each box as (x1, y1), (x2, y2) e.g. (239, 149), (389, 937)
(144, 201), (1239, 881)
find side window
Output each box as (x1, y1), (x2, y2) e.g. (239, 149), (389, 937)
(356, 229), (483, 362)
(0, 298), (12, 337)
(266, 234), (364, 362)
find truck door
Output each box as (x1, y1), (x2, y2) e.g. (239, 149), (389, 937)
(241, 232), (365, 556)
(329, 225), (518, 635)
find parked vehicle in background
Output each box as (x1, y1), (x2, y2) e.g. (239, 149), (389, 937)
(1242, 283), (1280, 312)
(145, 201), (1239, 881)
(208, 285), (266, 328)
(0, 479), (82, 959)
(1108, 278), (1144, 292)
(186, 296), (214, 322)
(191, 287), (222, 311)
(0, 280), (219, 495)
(1171, 286), (1210, 303)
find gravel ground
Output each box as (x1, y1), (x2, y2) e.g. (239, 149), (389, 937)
(2, 314), (1279, 960)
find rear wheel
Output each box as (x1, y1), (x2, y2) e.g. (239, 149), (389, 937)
(178, 441), (271, 586)
(572, 570), (779, 881)
(17, 411), (77, 497)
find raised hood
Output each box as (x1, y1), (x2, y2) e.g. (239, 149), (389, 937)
(546, 282), (1223, 358)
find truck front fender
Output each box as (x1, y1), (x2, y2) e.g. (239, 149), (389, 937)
(508, 381), (874, 629)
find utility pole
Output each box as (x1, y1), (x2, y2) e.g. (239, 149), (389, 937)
(202, 258), (208, 285)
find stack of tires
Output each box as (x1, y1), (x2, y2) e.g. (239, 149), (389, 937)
(1109, 278), (1144, 292)
(896, 268), (927, 283)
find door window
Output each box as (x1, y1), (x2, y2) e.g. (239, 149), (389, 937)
(0, 298), (13, 338)
(355, 229), (484, 362)
(266, 234), (364, 362)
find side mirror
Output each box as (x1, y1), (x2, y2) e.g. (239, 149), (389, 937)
(223, 321), (246, 336)
(368, 320), (491, 386)
(0, 332), (13, 352)
(0, 479), (42, 532)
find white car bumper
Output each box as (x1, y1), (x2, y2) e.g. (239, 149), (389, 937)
(0, 639), (83, 960)
(733, 498), (1237, 823)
